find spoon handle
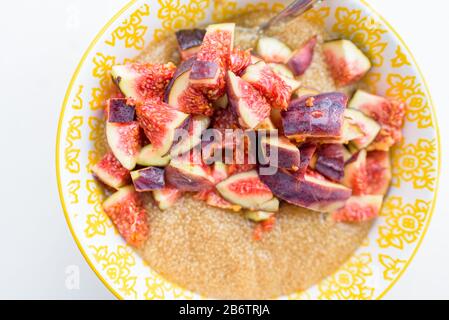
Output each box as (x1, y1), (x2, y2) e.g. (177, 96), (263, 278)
(259, 0), (323, 31)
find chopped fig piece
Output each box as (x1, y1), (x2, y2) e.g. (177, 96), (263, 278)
(103, 186), (149, 247)
(111, 63), (176, 102)
(106, 122), (141, 170)
(106, 98), (135, 123)
(204, 190), (242, 211)
(270, 109), (283, 131)
(344, 108), (381, 149)
(131, 167), (165, 192)
(332, 195), (383, 222)
(261, 135), (301, 169)
(136, 100), (189, 156)
(213, 94), (229, 109)
(315, 144), (345, 182)
(297, 142), (317, 177)
(260, 169), (352, 212)
(136, 144), (171, 167)
(242, 61), (293, 110)
(255, 117), (276, 131)
(165, 156), (214, 192)
(294, 86), (320, 99)
(287, 36), (317, 76)
(256, 36), (292, 64)
(342, 149), (368, 195)
(323, 40), (371, 87)
(229, 48), (252, 75)
(349, 90), (406, 150)
(153, 187), (182, 210)
(175, 28), (206, 60)
(366, 150), (391, 196)
(165, 59), (213, 116)
(171, 115), (210, 156)
(251, 55), (263, 64)
(226, 71), (271, 129)
(342, 147), (353, 162)
(190, 60), (221, 85)
(268, 63), (294, 79)
(256, 197), (280, 212)
(282, 93), (348, 140)
(212, 161), (229, 183)
(268, 63), (301, 91)
(92, 151), (131, 189)
(190, 23), (235, 100)
(211, 106), (240, 132)
(216, 170), (274, 210)
(245, 210), (275, 222)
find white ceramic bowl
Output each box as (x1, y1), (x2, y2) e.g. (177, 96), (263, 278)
(56, 0), (440, 299)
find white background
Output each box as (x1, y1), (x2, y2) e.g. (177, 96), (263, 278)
(0, 0), (447, 299)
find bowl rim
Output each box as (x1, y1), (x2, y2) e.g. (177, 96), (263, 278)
(55, 0), (441, 300)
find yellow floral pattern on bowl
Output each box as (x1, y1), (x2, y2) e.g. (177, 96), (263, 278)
(56, 0), (440, 300)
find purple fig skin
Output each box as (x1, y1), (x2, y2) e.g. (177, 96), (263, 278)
(282, 92), (348, 139)
(297, 142), (317, 177)
(175, 29), (206, 51)
(132, 167), (165, 192)
(287, 36), (317, 76)
(315, 144), (345, 182)
(262, 137), (301, 169)
(190, 60), (220, 80)
(164, 57), (197, 103)
(165, 165), (214, 192)
(260, 169), (351, 212)
(107, 98), (136, 123)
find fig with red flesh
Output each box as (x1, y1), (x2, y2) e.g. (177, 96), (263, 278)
(106, 98), (135, 123)
(106, 121), (141, 170)
(190, 23), (235, 100)
(136, 144), (171, 167)
(229, 48), (252, 75)
(349, 90), (406, 151)
(287, 36), (317, 76)
(103, 186), (149, 247)
(268, 63), (301, 92)
(136, 100), (189, 156)
(256, 36), (292, 64)
(91, 151), (131, 189)
(165, 156), (214, 192)
(175, 28), (206, 60)
(242, 61), (293, 110)
(344, 108), (381, 149)
(165, 58), (213, 116)
(260, 169), (352, 213)
(260, 135), (301, 170)
(315, 144), (345, 182)
(226, 71), (271, 129)
(205, 190), (242, 212)
(323, 40), (372, 87)
(365, 150), (391, 196)
(216, 170), (274, 210)
(342, 149), (368, 195)
(153, 187), (182, 210)
(111, 62), (176, 102)
(332, 195), (383, 223)
(281, 92), (348, 141)
(131, 167), (165, 192)
(170, 115), (210, 157)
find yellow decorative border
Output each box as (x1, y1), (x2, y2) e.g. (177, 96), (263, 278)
(359, 0), (440, 299)
(55, 0), (441, 300)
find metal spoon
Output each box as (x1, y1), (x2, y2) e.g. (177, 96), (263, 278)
(236, 0), (323, 36)
(260, 0), (323, 32)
